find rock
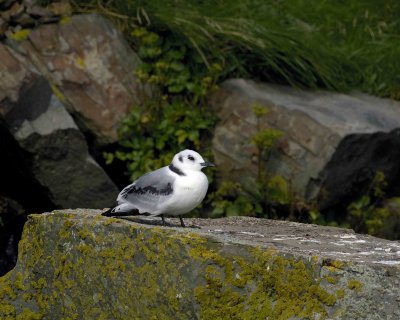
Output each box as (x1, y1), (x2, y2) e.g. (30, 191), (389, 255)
(47, 0), (71, 16)
(1, 209), (399, 319)
(317, 130), (400, 212)
(0, 43), (119, 208)
(211, 79), (400, 211)
(25, 3), (53, 18)
(11, 13), (150, 146)
(1, 2), (24, 21)
(0, 0), (14, 11)
(376, 198), (400, 240)
(0, 17), (6, 37)
(0, 195), (24, 277)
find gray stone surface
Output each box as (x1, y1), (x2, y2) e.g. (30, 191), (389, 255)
(211, 79), (400, 209)
(9, 13), (150, 145)
(0, 43), (118, 208)
(0, 209), (399, 319)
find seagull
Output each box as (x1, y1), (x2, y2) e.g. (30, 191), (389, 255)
(102, 149), (214, 227)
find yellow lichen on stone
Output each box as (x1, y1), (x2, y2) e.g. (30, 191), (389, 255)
(75, 57), (85, 68)
(15, 308), (43, 320)
(50, 85), (66, 103)
(324, 259), (345, 273)
(103, 217), (119, 225)
(9, 29), (30, 41)
(325, 275), (337, 284)
(77, 229), (92, 240)
(336, 288), (345, 299)
(0, 276), (16, 301)
(0, 302), (16, 319)
(189, 243), (341, 320)
(10, 214), (194, 319)
(60, 16), (71, 25)
(1, 211), (352, 319)
(348, 279), (363, 293)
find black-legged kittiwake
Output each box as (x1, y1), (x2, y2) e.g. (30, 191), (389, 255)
(102, 149), (214, 227)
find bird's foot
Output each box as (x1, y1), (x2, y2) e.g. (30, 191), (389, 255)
(161, 215), (167, 226)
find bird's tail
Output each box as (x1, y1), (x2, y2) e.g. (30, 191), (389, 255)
(101, 203), (140, 217)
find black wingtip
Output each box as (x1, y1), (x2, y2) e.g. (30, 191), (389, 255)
(102, 207), (141, 217)
(102, 208), (114, 216)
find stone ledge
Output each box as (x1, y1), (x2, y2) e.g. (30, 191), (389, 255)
(0, 209), (399, 319)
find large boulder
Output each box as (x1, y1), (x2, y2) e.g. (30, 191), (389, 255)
(0, 209), (399, 319)
(0, 43), (118, 209)
(211, 79), (400, 211)
(8, 13), (150, 146)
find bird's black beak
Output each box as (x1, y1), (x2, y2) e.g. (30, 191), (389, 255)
(200, 161), (215, 167)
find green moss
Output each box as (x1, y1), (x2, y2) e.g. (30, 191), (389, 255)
(348, 280), (363, 293)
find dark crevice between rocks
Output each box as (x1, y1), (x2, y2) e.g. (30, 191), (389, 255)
(0, 120), (55, 276)
(317, 129), (400, 222)
(92, 143), (131, 190)
(74, 121), (130, 190)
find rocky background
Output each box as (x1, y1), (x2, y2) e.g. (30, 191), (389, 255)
(0, 0), (147, 275)
(1, 0), (400, 278)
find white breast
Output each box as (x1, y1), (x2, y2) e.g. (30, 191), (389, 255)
(162, 171), (209, 216)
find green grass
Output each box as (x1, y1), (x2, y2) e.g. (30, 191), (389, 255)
(72, 0), (400, 98)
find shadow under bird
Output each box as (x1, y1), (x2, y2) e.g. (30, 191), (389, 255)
(102, 149), (214, 227)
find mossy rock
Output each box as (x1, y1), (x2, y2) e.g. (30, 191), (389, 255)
(0, 209), (399, 319)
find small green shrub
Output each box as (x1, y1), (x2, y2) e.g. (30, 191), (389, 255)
(347, 171), (388, 235)
(104, 27), (218, 181)
(208, 181), (261, 218)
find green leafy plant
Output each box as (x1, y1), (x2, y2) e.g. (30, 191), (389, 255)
(208, 104), (287, 218)
(104, 27), (219, 182)
(251, 104), (287, 218)
(347, 171), (387, 234)
(209, 181), (261, 218)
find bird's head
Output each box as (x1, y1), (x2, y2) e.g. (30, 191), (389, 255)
(171, 149), (215, 172)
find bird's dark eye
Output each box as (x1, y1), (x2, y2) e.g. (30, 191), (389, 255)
(188, 155), (195, 161)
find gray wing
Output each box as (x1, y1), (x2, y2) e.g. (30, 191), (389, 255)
(116, 166), (176, 215)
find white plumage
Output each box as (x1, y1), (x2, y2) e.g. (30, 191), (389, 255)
(102, 149), (214, 227)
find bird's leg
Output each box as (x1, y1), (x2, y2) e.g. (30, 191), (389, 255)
(161, 215), (166, 226)
(179, 215), (186, 228)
